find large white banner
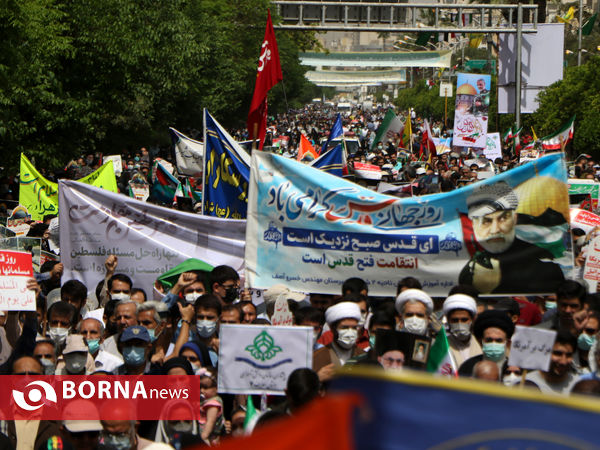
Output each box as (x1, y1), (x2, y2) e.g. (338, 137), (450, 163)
(498, 23), (564, 114)
(218, 324), (312, 395)
(170, 127), (204, 177)
(59, 181), (245, 293)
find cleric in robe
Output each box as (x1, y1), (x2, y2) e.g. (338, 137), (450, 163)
(458, 181), (565, 294)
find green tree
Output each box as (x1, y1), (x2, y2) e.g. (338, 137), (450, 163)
(532, 55), (600, 159)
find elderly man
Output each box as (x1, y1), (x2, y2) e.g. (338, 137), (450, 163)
(313, 302), (365, 374)
(443, 293), (482, 367)
(458, 309), (515, 378)
(459, 181), (565, 294)
(395, 289), (434, 336)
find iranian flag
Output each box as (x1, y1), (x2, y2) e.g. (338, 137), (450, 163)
(421, 119), (437, 157)
(541, 116), (575, 150)
(371, 108), (403, 149)
(426, 328), (457, 376)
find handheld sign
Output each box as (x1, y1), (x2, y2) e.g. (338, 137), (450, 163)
(218, 324), (312, 395)
(508, 326), (556, 371)
(0, 250), (35, 311)
(583, 235), (600, 292)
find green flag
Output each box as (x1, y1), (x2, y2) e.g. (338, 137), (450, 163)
(243, 395), (258, 431)
(415, 32), (432, 47)
(371, 108), (403, 149)
(582, 13), (597, 36)
(156, 258), (214, 289)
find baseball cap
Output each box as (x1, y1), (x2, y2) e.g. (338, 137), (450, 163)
(120, 325), (151, 343)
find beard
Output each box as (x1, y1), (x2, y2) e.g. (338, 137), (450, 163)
(476, 227), (516, 254)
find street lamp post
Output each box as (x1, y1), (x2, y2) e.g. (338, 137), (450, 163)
(578, 0), (583, 66)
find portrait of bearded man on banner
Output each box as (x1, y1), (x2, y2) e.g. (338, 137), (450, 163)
(459, 181), (566, 294)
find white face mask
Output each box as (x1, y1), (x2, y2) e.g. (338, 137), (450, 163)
(337, 328), (358, 349)
(111, 292), (130, 301)
(196, 320), (217, 338)
(65, 352), (88, 374)
(358, 312), (367, 328)
(184, 292), (203, 304)
(503, 373), (520, 386)
(403, 317), (428, 335)
(48, 327), (69, 345)
(449, 322), (471, 341)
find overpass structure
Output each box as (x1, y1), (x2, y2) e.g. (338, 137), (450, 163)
(273, 1), (536, 127)
(305, 68), (407, 87)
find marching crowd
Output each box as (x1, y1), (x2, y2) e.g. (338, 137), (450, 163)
(0, 103), (599, 449)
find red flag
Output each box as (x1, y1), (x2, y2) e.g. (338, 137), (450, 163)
(422, 119), (437, 157)
(247, 10), (283, 150)
(208, 394), (360, 450)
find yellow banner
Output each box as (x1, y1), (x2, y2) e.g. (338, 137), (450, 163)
(19, 154), (118, 220)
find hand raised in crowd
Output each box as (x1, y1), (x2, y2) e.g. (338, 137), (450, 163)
(172, 272), (197, 295)
(178, 301), (195, 324)
(26, 277), (41, 297)
(317, 363), (336, 383)
(104, 254), (118, 275)
(50, 262), (64, 281)
(573, 309), (589, 333)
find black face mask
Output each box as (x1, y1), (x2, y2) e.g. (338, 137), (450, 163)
(223, 287), (238, 304)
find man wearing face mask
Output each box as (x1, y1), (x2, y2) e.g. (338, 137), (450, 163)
(100, 300), (139, 358)
(98, 255), (133, 307)
(56, 334), (93, 375)
(79, 316), (122, 373)
(115, 325), (152, 375)
(395, 289), (434, 337)
(313, 302), (365, 374)
(137, 301), (167, 343)
(161, 270), (209, 309)
(209, 265), (240, 305)
(33, 339), (57, 375)
(46, 301), (78, 353)
(458, 309), (515, 378)
(442, 293), (481, 367)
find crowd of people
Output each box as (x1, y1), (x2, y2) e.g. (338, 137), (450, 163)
(0, 102), (599, 449)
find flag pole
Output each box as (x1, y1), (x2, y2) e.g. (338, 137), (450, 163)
(201, 108), (207, 215)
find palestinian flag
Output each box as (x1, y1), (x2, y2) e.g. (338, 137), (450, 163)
(541, 116), (575, 150)
(426, 328), (457, 376)
(371, 108), (403, 149)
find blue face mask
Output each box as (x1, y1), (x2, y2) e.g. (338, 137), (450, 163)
(123, 346), (146, 366)
(482, 342), (505, 362)
(369, 335), (376, 349)
(87, 338), (100, 354)
(578, 333), (596, 351)
(146, 328), (157, 343)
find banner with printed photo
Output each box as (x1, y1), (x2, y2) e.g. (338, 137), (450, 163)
(59, 180), (246, 294)
(452, 73), (491, 148)
(246, 153), (572, 296)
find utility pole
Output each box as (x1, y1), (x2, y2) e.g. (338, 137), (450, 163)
(578, 0), (583, 66)
(515, 3), (523, 130)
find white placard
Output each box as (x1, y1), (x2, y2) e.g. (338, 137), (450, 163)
(218, 325), (313, 395)
(508, 325), (557, 371)
(583, 235), (600, 292)
(483, 132), (502, 161)
(439, 83), (453, 97)
(103, 155), (123, 176)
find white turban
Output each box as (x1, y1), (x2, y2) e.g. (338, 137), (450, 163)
(442, 294), (477, 318)
(395, 289), (433, 315)
(467, 181), (518, 219)
(325, 302), (361, 325)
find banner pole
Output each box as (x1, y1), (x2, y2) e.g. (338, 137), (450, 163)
(201, 108), (207, 215)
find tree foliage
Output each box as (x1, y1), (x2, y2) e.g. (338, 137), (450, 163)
(532, 56), (600, 159)
(0, 0), (317, 171)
